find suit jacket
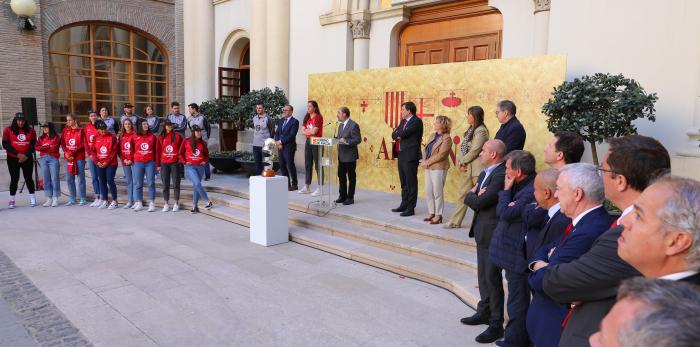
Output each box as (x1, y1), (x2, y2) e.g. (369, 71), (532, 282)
(680, 272), (700, 285)
(527, 206), (611, 347)
(422, 133), (452, 170)
(522, 204), (571, 261)
(464, 162), (506, 247)
(488, 174), (536, 273)
(274, 116), (299, 150)
(543, 226), (641, 347)
(494, 116), (526, 154)
(391, 116), (423, 162)
(336, 119), (361, 163)
(457, 125), (488, 178)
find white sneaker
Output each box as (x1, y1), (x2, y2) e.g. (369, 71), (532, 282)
(98, 201), (108, 209)
(133, 202), (143, 211)
(51, 197), (59, 207)
(298, 185), (311, 194)
(172, 204), (180, 212)
(311, 188), (321, 197)
(29, 196), (36, 207)
(123, 201), (133, 209)
(131, 201), (139, 209)
(90, 199), (101, 207)
(162, 203), (169, 212)
(43, 199), (51, 207)
(108, 201), (118, 210)
(148, 202), (155, 212)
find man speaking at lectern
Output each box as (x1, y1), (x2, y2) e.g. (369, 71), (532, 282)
(391, 101), (424, 217)
(334, 107), (361, 205)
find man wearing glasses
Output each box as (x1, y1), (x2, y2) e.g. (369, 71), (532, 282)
(494, 100), (526, 154)
(541, 135), (670, 347)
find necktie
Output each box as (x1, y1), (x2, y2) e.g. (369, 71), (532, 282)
(611, 219), (618, 228)
(560, 221), (577, 330)
(562, 223), (574, 240)
(395, 119), (408, 152)
(282, 118), (289, 130)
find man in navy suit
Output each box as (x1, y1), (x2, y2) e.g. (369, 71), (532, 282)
(527, 163), (611, 347)
(275, 105), (300, 191)
(494, 100), (526, 154)
(618, 175), (700, 285)
(391, 101), (423, 217)
(488, 150), (537, 347)
(522, 169), (571, 261)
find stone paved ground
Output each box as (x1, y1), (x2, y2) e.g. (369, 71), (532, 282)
(0, 193), (489, 346)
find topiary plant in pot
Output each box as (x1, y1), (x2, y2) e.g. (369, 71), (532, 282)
(230, 87), (288, 129)
(199, 97), (236, 151)
(541, 73), (658, 165)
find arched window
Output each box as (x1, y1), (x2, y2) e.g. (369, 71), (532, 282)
(49, 22), (168, 122)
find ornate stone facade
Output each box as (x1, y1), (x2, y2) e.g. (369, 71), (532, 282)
(350, 19), (371, 39)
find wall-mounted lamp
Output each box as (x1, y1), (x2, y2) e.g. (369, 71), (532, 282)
(10, 0), (37, 31)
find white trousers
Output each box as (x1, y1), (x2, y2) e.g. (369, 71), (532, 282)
(424, 169), (447, 215)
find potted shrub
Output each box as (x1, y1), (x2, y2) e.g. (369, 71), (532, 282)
(235, 150), (280, 177)
(209, 150), (241, 173)
(541, 73), (658, 165)
(231, 87), (288, 130)
(199, 97), (236, 151)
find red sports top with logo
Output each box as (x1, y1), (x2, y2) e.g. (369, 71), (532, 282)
(36, 134), (61, 159)
(83, 123), (99, 157)
(303, 114), (323, 138)
(156, 132), (183, 166)
(2, 127), (36, 158)
(179, 139), (209, 166)
(132, 132), (157, 163)
(61, 126), (85, 161)
(91, 133), (118, 166)
(118, 131), (135, 165)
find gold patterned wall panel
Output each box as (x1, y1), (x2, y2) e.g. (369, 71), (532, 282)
(308, 55), (566, 203)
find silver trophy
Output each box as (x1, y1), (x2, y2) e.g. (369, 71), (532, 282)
(262, 138), (277, 177)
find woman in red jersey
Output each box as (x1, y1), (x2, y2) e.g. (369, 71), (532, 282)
(84, 110), (103, 207)
(131, 119), (158, 212)
(298, 100), (324, 196)
(157, 120), (183, 212)
(36, 122), (61, 207)
(179, 125), (212, 214)
(91, 121), (119, 210)
(118, 118), (136, 209)
(61, 114), (86, 206)
(2, 113), (37, 208)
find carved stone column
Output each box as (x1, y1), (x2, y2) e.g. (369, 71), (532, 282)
(351, 19), (371, 70)
(533, 0), (551, 55)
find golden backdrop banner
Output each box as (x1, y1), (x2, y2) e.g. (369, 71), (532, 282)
(307, 55), (567, 203)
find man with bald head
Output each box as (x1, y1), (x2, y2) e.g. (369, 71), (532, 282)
(461, 139), (507, 343)
(618, 176), (700, 284)
(523, 169), (571, 261)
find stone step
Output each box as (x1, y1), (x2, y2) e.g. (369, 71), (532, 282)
(289, 227), (481, 308)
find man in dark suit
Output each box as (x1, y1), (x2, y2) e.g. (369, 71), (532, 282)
(542, 135), (671, 347)
(527, 163), (612, 347)
(494, 100), (526, 154)
(391, 101), (423, 217)
(487, 150), (537, 347)
(589, 278), (700, 347)
(334, 106), (361, 205)
(522, 168), (571, 262)
(618, 175), (700, 285)
(461, 139), (507, 344)
(275, 104), (300, 191)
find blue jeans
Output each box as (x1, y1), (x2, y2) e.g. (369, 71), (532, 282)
(122, 165), (134, 203)
(66, 160), (86, 202)
(39, 156), (61, 198)
(88, 160), (101, 198)
(503, 270), (530, 346)
(186, 164), (209, 207)
(133, 161), (156, 201)
(96, 165), (118, 201)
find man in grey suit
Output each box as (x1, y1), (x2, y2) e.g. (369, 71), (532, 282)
(335, 107), (361, 205)
(542, 135), (670, 347)
(462, 139), (507, 344)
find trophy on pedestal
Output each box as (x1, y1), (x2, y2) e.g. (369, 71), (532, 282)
(262, 138), (277, 177)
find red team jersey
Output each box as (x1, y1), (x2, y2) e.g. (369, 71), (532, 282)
(131, 132), (157, 163)
(179, 139), (209, 166)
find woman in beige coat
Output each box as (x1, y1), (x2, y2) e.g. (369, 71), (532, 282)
(420, 115), (453, 224)
(444, 106), (489, 229)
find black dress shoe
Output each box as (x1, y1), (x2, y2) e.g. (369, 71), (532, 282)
(460, 314), (489, 326)
(288, 186), (298, 191)
(335, 197), (346, 204)
(392, 206), (407, 212)
(399, 209), (415, 217)
(342, 199), (354, 205)
(475, 326), (504, 344)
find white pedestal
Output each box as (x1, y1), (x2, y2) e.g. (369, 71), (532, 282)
(249, 176), (289, 246)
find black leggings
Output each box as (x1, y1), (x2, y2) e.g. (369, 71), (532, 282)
(304, 138), (321, 186)
(161, 162), (181, 201)
(7, 155), (35, 195)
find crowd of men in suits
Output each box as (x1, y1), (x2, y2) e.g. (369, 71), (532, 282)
(386, 100), (700, 347)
